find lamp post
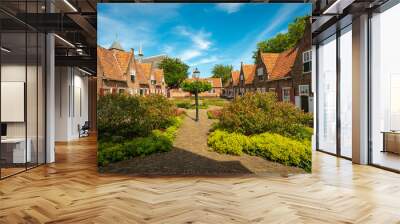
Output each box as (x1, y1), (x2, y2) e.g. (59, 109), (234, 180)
(192, 68), (200, 122)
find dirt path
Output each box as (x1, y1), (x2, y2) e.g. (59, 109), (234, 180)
(103, 108), (305, 176)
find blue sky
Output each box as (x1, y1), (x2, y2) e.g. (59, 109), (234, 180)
(98, 3), (311, 77)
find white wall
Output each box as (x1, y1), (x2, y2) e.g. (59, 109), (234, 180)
(55, 67), (89, 141)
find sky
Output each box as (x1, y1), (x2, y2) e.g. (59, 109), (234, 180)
(98, 3), (311, 78)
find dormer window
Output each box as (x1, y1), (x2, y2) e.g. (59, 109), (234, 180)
(257, 67), (264, 81)
(131, 70), (136, 82)
(150, 75), (156, 85)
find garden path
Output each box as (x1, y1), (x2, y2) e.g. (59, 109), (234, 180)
(103, 107), (304, 176)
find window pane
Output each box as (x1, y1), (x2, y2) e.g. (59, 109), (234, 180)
(340, 26), (352, 158)
(317, 35), (337, 154)
(371, 4), (400, 171)
(1, 31), (27, 177)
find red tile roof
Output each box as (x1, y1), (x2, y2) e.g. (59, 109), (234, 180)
(153, 68), (164, 84)
(261, 53), (279, 74)
(97, 46), (132, 81)
(209, 78), (222, 88)
(261, 48), (298, 80)
(98, 46), (166, 87)
(242, 64), (256, 85)
(231, 70), (240, 87)
(137, 63), (152, 85)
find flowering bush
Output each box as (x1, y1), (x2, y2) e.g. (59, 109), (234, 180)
(97, 94), (176, 141)
(207, 109), (222, 119)
(208, 130), (311, 172)
(217, 92), (313, 140)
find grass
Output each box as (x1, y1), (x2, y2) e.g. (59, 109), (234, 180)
(171, 97), (229, 109)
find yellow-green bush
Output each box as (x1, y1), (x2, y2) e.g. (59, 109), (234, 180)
(98, 117), (182, 167)
(207, 130), (251, 155)
(207, 130), (312, 172)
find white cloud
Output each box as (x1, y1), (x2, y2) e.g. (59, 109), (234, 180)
(162, 46), (174, 54)
(190, 55), (220, 66)
(175, 26), (212, 50)
(179, 49), (202, 61)
(97, 14), (154, 51)
(215, 3), (244, 14)
(172, 26), (214, 63)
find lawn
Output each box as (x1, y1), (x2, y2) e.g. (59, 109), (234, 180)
(171, 97), (229, 109)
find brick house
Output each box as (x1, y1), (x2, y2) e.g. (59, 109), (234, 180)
(251, 24), (312, 112)
(169, 77), (222, 98)
(223, 70), (239, 98)
(238, 63), (256, 97)
(97, 41), (166, 96)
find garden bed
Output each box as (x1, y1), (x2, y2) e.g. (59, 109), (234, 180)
(207, 92), (313, 172)
(100, 108), (305, 176)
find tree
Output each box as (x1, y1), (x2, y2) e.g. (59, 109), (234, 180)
(211, 64), (233, 86)
(180, 80), (212, 121)
(158, 57), (189, 88)
(252, 16), (309, 63)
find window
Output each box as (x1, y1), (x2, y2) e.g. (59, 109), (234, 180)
(103, 88), (111, 95)
(340, 26), (352, 158)
(317, 35), (337, 154)
(257, 67), (264, 81)
(299, 85), (309, 96)
(282, 88), (291, 102)
(240, 74), (243, 81)
(131, 70), (136, 82)
(370, 4), (400, 171)
(151, 80), (156, 85)
(303, 50), (312, 73)
(119, 88), (125, 94)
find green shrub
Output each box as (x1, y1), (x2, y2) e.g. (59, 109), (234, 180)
(217, 92), (313, 140)
(176, 101), (191, 109)
(207, 130), (312, 172)
(98, 116), (183, 167)
(246, 133), (311, 172)
(97, 94), (175, 141)
(207, 130), (250, 155)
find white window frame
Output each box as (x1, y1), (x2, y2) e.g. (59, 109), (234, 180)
(282, 87), (291, 102)
(299, 84), (310, 96)
(302, 50), (312, 73)
(103, 88), (111, 95)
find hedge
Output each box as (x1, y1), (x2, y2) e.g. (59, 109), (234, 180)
(216, 92), (313, 139)
(208, 130), (312, 172)
(97, 94), (175, 141)
(98, 117), (182, 167)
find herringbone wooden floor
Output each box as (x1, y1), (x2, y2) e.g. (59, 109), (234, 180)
(1, 136), (400, 223)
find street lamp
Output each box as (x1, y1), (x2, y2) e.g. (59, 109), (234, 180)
(193, 68), (200, 122)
